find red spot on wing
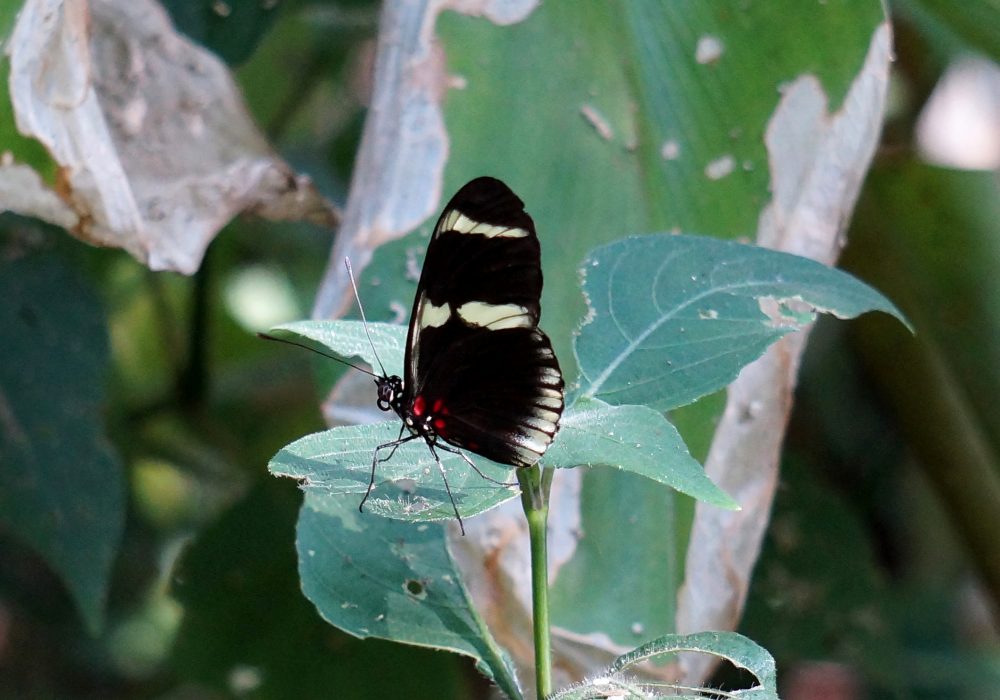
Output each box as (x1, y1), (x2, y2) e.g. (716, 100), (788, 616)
(413, 395), (426, 417)
(433, 418), (446, 431)
(432, 398), (444, 413)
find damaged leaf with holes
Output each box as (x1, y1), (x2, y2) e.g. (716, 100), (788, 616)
(296, 497), (522, 699)
(575, 234), (911, 412)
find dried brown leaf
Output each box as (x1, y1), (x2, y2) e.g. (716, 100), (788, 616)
(1, 0), (337, 273)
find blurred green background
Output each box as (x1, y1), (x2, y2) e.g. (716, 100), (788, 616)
(1, 0), (998, 698)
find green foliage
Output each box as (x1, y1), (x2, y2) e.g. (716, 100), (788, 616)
(269, 319), (406, 381)
(270, 234), (904, 523)
(268, 232), (906, 697)
(271, 417), (517, 521)
(548, 398), (735, 508)
(436, 0), (883, 375)
(297, 500), (521, 699)
(0, 250), (124, 634)
(172, 480), (466, 699)
(575, 234), (910, 411)
(2, 0), (997, 697)
(546, 466), (681, 646)
(358, 1), (895, 662)
(266, 325), (734, 521)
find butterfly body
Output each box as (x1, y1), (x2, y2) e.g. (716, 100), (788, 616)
(363, 177), (564, 531)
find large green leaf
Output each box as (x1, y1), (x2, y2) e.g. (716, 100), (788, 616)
(576, 234), (909, 411)
(0, 251), (124, 634)
(296, 495), (522, 699)
(350, 0), (884, 373)
(437, 0), (884, 376)
(548, 467), (682, 648)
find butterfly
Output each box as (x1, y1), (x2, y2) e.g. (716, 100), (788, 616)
(358, 177), (565, 533)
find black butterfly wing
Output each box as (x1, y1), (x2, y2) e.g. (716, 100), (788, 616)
(403, 177), (564, 467)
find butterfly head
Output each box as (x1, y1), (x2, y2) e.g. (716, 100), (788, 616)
(375, 374), (404, 413)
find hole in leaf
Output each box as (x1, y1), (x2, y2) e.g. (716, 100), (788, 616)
(404, 578), (426, 599)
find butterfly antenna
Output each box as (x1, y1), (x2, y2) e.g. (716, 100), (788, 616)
(257, 332), (377, 378)
(345, 257), (389, 378)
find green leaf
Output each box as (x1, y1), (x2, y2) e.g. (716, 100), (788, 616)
(548, 398), (736, 509)
(268, 372), (734, 525)
(269, 420), (518, 523)
(577, 234), (910, 411)
(0, 252), (125, 634)
(268, 319), (406, 379)
(296, 496), (522, 699)
(436, 0), (885, 381)
(550, 631), (777, 700)
(614, 631), (776, 686)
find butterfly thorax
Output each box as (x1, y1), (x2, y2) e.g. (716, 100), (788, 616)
(374, 375), (449, 440)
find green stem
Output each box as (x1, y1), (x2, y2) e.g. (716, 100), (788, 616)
(519, 466), (553, 699)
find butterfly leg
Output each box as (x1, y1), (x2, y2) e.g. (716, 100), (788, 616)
(359, 427), (418, 513)
(378, 426), (411, 464)
(434, 441), (518, 487)
(426, 442), (465, 536)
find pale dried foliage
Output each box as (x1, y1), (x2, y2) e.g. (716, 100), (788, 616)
(1, 0), (337, 273)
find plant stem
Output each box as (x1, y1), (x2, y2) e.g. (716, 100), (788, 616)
(519, 466), (553, 699)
